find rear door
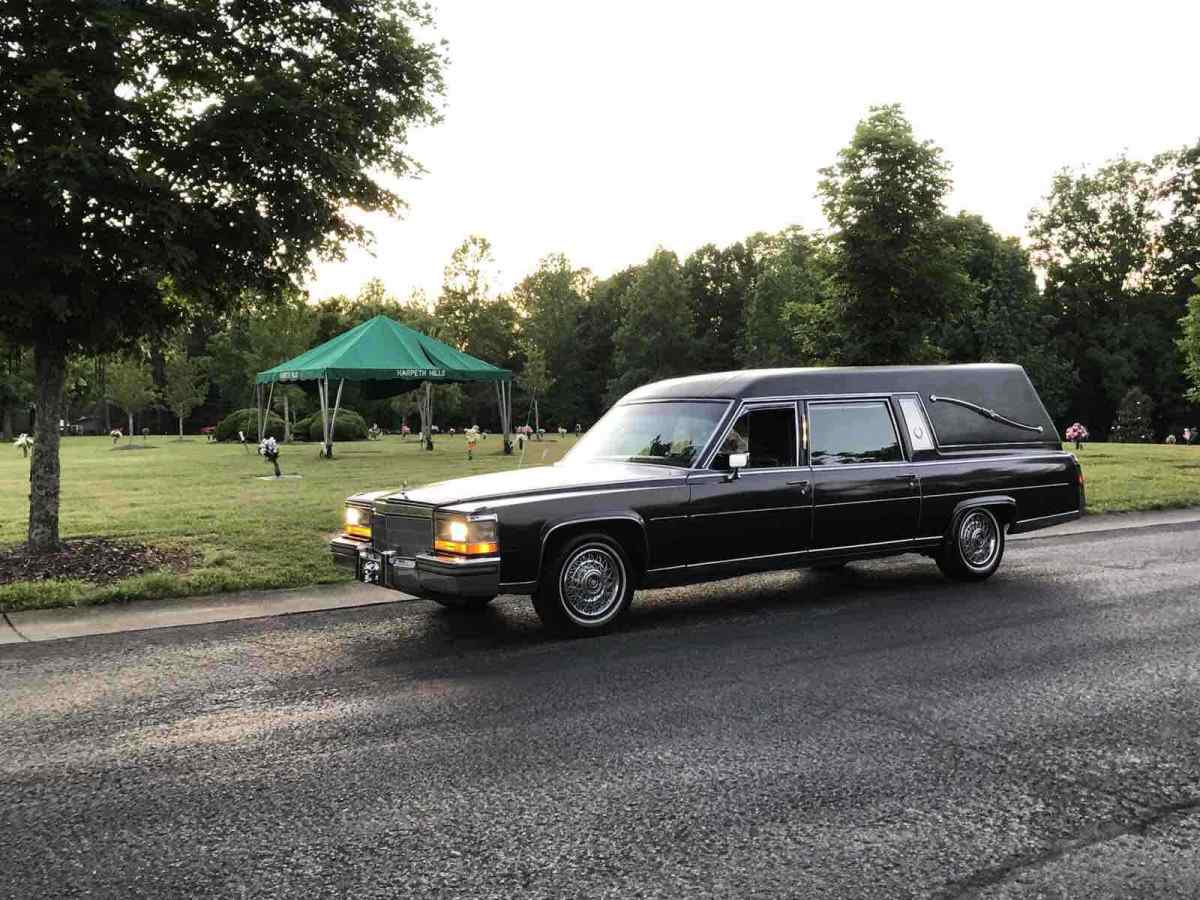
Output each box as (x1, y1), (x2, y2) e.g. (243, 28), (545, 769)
(686, 402), (812, 565)
(807, 398), (920, 550)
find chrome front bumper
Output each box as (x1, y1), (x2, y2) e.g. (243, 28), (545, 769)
(330, 535), (500, 598)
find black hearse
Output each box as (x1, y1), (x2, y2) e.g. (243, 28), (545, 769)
(331, 365), (1083, 634)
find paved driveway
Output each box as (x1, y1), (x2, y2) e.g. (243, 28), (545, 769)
(4, 522), (1200, 898)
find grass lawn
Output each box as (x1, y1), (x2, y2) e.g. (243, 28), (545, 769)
(1071, 442), (1200, 512)
(1, 437), (1198, 612)
(0, 434), (574, 611)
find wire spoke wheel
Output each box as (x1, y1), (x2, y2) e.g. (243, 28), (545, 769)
(957, 509), (999, 570)
(559, 545), (625, 622)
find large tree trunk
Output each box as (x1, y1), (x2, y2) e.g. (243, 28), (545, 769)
(128, 411), (134, 444)
(1, 404), (12, 441)
(179, 416), (184, 440)
(28, 337), (67, 552)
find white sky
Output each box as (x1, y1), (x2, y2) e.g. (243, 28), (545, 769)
(307, 0), (1200, 303)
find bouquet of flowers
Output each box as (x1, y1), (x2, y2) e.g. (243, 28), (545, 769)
(1065, 423), (1088, 448)
(13, 433), (33, 458)
(259, 436), (281, 477)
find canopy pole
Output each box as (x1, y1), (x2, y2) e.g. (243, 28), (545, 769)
(504, 379), (513, 454)
(263, 381), (275, 443)
(255, 384), (262, 442)
(327, 378), (344, 459)
(318, 377), (329, 458)
(423, 381), (433, 451)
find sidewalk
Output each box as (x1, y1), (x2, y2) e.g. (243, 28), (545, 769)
(1, 582), (397, 646)
(4, 506), (1199, 646)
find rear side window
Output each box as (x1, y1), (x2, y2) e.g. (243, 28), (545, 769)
(809, 401), (903, 466)
(711, 406), (797, 470)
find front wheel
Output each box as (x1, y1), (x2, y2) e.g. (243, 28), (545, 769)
(936, 507), (1005, 581)
(532, 533), (635, 635)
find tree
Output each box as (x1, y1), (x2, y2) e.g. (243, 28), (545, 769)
(1110, 386), (1155, 443)
(1028, 157), (1183, 435)
(818, 104), (968, 364)
(575, 269), (630, 423)
(1, 1), (444, 551)
(1179, 277), (1200, 403)
(684, 242), (753, 363)
(607, 250), (697, 402)
(939, 214), (1076, 421)
(106, 358), (157, 443)
(0, 341), (32, 440)
(162, 354), (209, 440)
(513, 254), (592, 426)
(517, 346), (555, 437)
(740, 228), (835, 366)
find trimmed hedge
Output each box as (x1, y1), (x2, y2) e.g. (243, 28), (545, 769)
(215, 408), (285, 442)
(306, 409), (368, 442)
(292, 414), (315, 440)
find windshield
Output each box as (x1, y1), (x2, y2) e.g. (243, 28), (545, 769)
(565, 401), (728, 468)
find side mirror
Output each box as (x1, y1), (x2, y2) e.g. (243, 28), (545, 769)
(726, 451), (749, 481)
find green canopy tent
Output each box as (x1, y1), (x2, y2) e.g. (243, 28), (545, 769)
(255, 315), (513, 457)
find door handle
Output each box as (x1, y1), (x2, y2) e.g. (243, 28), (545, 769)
(787, 479), (810, 495)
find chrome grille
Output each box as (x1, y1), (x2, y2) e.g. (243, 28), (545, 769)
(372, 512), (432, 556)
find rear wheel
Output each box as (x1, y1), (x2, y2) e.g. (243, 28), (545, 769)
(532, 533), (635, 635)
(937, 507), (1005, 581)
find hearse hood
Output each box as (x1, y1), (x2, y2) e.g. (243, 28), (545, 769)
(380, 461), (686, 508)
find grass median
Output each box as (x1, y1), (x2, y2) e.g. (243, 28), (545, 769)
(0, 434), (573, 612)
(1, 437), (1197, 612)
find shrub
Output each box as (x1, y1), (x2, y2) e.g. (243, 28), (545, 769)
(1110, 386), (1155, 443)
(215, 408), (285, 442)
(292, 415), (314, 440)
(306, 409), (368, 442)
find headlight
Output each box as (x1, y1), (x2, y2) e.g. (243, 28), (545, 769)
(434, 514), (498, 556)
(343, 504), (372, 540)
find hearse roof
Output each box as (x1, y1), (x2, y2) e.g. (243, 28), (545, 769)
(621, 364), (1060, 449)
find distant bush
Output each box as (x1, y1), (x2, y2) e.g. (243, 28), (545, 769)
(215, 408), (285, 443)
(306, 409), (368, 442)
(292, 415), (315, 439)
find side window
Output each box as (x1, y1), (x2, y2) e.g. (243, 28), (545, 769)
(809, 401), (903, 466)
(711, 406), (797, 470)
(897, 396), (935, 452)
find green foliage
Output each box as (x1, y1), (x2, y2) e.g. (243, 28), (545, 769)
(818, 104), (968, 364)
(105, 358), (157, 433)
(1027, 156), (1187, 434)
(215, 408), (285, 443)
(162, 354), (209, 434)
(937, 214), (1076, 421)
(1178, 278), (1200, 403)
(513, 254), (592, 426)
(306, 410), (368, 443)
(0, 1), (444, 353)
(741, 228), (835, 366)
(1109, 387), (1156, 443)
(684, 242), (753, 364)
(607, 250), (697, 402)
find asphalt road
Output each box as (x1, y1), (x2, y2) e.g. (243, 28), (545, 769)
(4, 522), (1200, 899)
